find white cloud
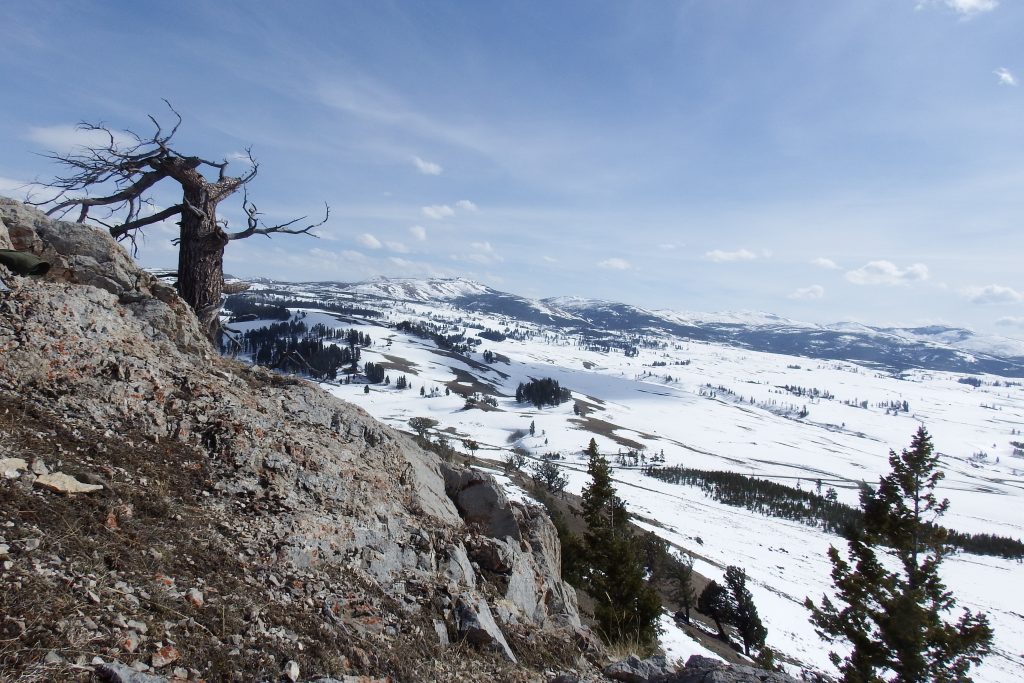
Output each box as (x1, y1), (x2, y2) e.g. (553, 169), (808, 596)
(422, 204), (455, 220)
(226, 151), (256, 166)
(995, 316), (1024, 328)
(0, 176), (48, 201)
(845, 261), (930, 286)
(995, 67), (1017, 87)
(412, 156), (442, 175)
(963, 284), (1023, 304)
(450, 241), (503, 265)
(657, 243), (679, 251)
(542, 255), (558, 263)
(945, 0), (998, 14)
(389, 257), (412, 267)
(597, 257), (631, 270)
(917, 0), (998, 14)
(704, 248), (757, 263)
(409, 225), (427, 241)
(421, 200), (476, 219)
(310, 228), (338, 241)
(811, 257), (840, 270)
(788, 284), (825, 300)
(385, 241), (409, 253)
(340, 250), (366, 261)
(27, 124), (133, 152)
(357, 233), (383, 249)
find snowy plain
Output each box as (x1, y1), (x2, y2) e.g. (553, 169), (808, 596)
(229, 288), (1024, 681)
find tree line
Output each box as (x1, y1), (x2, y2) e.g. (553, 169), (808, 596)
(643, 464), (1024, 559)
(516, 377), (572, 408)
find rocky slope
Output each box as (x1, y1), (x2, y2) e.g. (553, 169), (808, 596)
(0, 200), (802, 683)
(0, 200), (597, 682)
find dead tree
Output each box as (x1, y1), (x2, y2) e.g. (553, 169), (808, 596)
(34, 101), (327, 340)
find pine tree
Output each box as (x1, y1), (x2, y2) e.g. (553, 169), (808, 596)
(806, 427), (993, 682)
(697, 580), (730, 639)
(579, 438), (660, 645)
(670, 554), (696, 624)
(724, 565), (767, 656)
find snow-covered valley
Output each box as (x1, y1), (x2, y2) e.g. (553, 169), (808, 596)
(227, 277), (1024, 681)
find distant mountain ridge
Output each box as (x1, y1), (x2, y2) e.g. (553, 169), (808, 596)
(254, 276), (1024, 377)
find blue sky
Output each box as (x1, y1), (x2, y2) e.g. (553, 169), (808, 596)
(1, 0), (1022, 334)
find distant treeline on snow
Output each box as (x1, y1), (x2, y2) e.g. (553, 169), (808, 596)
(516, 378), (572, 408)
(225, 293), (381, 322)
(643, 465), (1024, 559)
(231, 318), (371, 380)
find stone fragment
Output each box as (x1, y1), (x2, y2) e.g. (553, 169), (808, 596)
(433, 618), (449, 647)
(282, 659), (300, 682)
(120, 630), (141, 653)
(127, 619), (149, 634)
(34, 472), (103, 494)
(185, 588), (204, 608)
(150, 645), (179, 668)
(97, 660), (172, 683)
(1, 457), (27, 479)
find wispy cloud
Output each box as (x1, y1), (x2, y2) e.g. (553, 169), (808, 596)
(409, 225), (427, 241)
(917, 0), (999, 15)
(994, 67), (1017, 87)
(422, 204), (455, 220)
(963, 284), (1023, 304)
(356, 233), (382, 249)
(811, 257), (840, 270)
(412, 155), (442, 175)
(597, 257), (631, 270)
(385, 241), (409, 253)
(845, 261), (929, 286)
(788, 285), (825, 300)
(27, 124), (133, 152)
(421, 200), (477, 220)
(704, 248), (757, 263)
(542, 255), (558, 263)
(995, 316), (1024, 328)
(0, 175), (48, 201)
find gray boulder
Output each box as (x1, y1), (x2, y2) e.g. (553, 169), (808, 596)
(454, 593), (517, 662)
(665, 655), (801, 683)
(604, 654), (672, 682)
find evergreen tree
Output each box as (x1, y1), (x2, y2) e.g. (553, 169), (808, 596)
(724, 565), (767, 656)
(670, 554), (696, 624)
(697, 580), (730, 639)
(579, 439), (660, 645)
(806, 427), (993, 682)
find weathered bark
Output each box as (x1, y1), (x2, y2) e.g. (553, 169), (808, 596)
(156, 156), (240, 340)
(176, 190), (229, 339)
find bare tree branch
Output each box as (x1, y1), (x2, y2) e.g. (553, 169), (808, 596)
(109, 204), (184, 239)
(227, 195), (327, 241)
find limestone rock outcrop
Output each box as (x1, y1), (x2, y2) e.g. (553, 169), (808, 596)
(0, 200), (589, 681)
